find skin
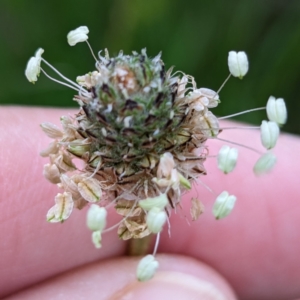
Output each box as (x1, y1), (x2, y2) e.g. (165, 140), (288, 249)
(0, 107), (299, 299)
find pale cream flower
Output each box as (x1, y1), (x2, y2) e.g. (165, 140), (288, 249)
(136, 255), (159, 282)
(25, 48), (44, 83)
(68, 138), (91, 157)
(87, 204), (107, 232)
(40, 122), (63, 139)
(139, 194), (168, 211)
(77, 177), (102, 203)
(253, 152), (277, 175)
(228, 51), (249, 79)
(40, 141), (59, 157)
(197, 111), (219, 137)
(91, 231), (102, 248)
(146, 207), (167, 233)
(156, 152), (175, 178)
(52, 151), (76, 172)
(76, 71), (101, 89)
(47, 192), (74, 222)
(213, 191), (237, 220)
(266, 96), (287, 125)
(59, 174), (81, 200)
(188, 90), (209, 111)
(67, 26), (89, 46)
(177, 75), (188, 97)
(60, 116), (78, 140)
(188, 88), (219, 111)
(217, 145), (239, 174)
(43, 163), (61, 184)
(260, 121), (280, 150)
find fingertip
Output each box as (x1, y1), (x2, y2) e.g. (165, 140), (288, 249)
(5, 254), (237, 300)
(112, 271), (234, 300)
(111, 254), (237, 300)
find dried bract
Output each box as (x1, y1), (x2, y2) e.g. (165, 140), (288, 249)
(47, 192), (74, 223)
(190, 198), (205, 221)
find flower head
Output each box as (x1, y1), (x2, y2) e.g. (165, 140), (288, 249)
(25, 48), (44, 83)
(29, 26), (287, 283)
(228, 51), (249, 79)
(67, 26), (89, 46)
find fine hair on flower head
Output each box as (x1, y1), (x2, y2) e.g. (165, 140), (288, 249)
(25, 25), (287, 281)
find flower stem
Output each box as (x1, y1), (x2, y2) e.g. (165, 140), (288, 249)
(126, 235), (153, 256)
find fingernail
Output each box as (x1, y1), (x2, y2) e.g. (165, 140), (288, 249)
(111, 271), (228, 300)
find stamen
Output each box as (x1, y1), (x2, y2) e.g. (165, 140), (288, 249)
(41, 69), (81, 93)
(152, 232), (160, 256)
(41, 58), (88, 91)
(86, 41), (98, 62)
(88, 159), (102, 179)
(215, 137), (263, 155)
(171, 70), (185, 77)
(166, 217), (171, 237)
(218, 126), (260, 130)
(216, 73), (231, 95)
(102, 199), (138, 233)
(200, 126), (260, 131)
(218, 107), (266, 120)
(105, 180), (142, 209)
(195, 178), (215, 195)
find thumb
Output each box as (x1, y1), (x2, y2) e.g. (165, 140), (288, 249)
(5, 254), (237, 300)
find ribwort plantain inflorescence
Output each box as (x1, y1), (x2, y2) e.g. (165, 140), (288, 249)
(26, 26), (287, 281)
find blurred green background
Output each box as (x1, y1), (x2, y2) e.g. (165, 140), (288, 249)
(1, 0), (299, 134)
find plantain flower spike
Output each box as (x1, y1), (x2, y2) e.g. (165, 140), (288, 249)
(27, 25), (287, 283)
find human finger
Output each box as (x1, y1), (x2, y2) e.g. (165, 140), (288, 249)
(4, 254), (237, 300)
(0, 107), (125, 298)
